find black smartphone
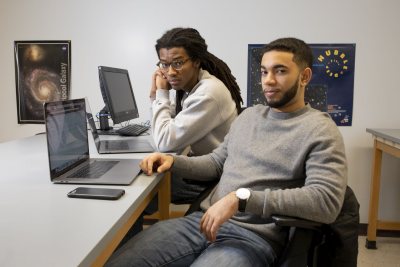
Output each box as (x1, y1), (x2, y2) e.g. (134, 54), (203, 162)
(67, 187), (125, 200)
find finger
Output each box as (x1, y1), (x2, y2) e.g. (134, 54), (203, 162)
(156, 161), (169, 173)
(145, 157), (155, 176)
(200, 213), (209, 233)
(139, 158), (150, 174)
(155, 69), (164, 77)
(205, 217), (214, 241)
(207, 223), (214, 242)
(210, 223), (217, 242)
(151, 153), (166, 174)
(157, 155), (172, 173)
(157, 165), (166, 173)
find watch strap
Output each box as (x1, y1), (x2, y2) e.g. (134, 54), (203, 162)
(238, 198), (247, 212)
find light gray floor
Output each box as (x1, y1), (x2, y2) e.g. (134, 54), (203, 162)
(358, 236), (400, 267)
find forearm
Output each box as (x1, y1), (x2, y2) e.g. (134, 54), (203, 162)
(248, 179), (346, 224)
(170, 133), (229, 181)
(171, 154), (222, 181)
(151, 89), (183, 151)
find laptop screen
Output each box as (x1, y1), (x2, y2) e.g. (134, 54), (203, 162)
(45, 99), (89, 178)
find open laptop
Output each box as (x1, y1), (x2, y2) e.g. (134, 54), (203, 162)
(85, 98), (154, 154)
(44, 98), (141, 185)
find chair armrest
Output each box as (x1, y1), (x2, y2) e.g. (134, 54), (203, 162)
(272, 215), (323, 232)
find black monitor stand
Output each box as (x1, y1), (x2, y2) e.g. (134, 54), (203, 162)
(99, 107), (112, 131)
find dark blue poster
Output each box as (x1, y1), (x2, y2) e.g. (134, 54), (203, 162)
(247, 43), (356, 126)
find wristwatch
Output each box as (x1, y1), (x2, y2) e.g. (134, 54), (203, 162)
(236, 188), (251, 212)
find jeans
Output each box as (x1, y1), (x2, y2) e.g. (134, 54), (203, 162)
(105, 212), (278, 267)
(117, 176), (216, 248)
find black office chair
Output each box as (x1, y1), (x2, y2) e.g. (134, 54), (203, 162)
(273, 186), (360, 267)
(184, 179), (219, 215)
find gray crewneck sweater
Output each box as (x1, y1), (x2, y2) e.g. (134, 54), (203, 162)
(171, 104), (347, 247)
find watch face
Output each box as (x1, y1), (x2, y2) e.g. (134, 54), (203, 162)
(236, 188), (250, 199)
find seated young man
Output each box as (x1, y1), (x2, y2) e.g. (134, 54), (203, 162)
(105, 37), (347, 267)
(150, 27), (243, 204)
(118, 28), (243, 245)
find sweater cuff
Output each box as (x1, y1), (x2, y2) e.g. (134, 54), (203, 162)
(245, 189), (272, 216)
(156, 89), (170, 100)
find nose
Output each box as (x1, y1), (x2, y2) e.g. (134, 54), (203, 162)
(262, 72), (276, 86)
(166, 65), (178, 76)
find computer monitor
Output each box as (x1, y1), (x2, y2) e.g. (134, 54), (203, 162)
(98, 66), (139, 125)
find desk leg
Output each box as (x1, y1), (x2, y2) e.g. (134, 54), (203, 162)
(366, 139), (382, 249)
(92, 172), (171, 266)
(158, 171), (171, 220)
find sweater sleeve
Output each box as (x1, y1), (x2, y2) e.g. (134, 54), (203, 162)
(151, 88), (231, 153)
(170, 131), (230, 181)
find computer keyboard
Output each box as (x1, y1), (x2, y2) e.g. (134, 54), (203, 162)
(116, 124), (150, 136)
(97, 129), (120, 136)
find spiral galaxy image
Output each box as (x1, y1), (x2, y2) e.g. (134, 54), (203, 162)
(15, 41), (70, 123)
(26, 68), (62, 102)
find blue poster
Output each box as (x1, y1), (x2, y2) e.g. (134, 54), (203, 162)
(247, 43), (356, 126)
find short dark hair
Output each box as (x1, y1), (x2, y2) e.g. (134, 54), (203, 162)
(262, 37), (313, 69)
(156, 27), (243, 114)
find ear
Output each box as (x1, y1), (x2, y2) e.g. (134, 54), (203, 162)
(192, 59), (201, 69)
(300, 67), (312, 86)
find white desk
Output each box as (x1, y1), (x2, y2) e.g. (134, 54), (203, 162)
(0, 134), (170, 266)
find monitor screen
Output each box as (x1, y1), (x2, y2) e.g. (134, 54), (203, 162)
(98, 66), (139, 124)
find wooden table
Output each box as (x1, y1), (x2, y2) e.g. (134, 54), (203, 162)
(366, 128), (400, 249)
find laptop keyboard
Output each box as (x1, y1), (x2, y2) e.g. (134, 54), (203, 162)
(68, 160), (119, 178)
(104, 141), (130, 150)
(116, 124), (150, 136)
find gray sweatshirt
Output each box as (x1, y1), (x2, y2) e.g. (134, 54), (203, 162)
(172, 104), (347, 248)
(151, 69), (237, 155)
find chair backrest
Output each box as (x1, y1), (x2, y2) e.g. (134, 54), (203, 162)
(315, 186), (360, 267)
(278, 186), (360, 267)
(185, 182), (218, 215)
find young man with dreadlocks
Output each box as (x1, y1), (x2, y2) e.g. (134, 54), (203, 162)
(150, 27), (243, 204)
(115, 28), (243, 244)
(106, 37), (347, 266)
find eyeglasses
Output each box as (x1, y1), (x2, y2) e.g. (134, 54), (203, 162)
(157, 58), (191, 72)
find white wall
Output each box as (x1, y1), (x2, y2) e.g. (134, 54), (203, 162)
(1, 0), (400, 223)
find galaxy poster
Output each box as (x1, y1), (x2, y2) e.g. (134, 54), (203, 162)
(247, 43), (356, 126)
(14, 41), (71, 124)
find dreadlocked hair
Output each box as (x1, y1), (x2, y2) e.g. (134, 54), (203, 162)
(156, 27), (243, 114)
